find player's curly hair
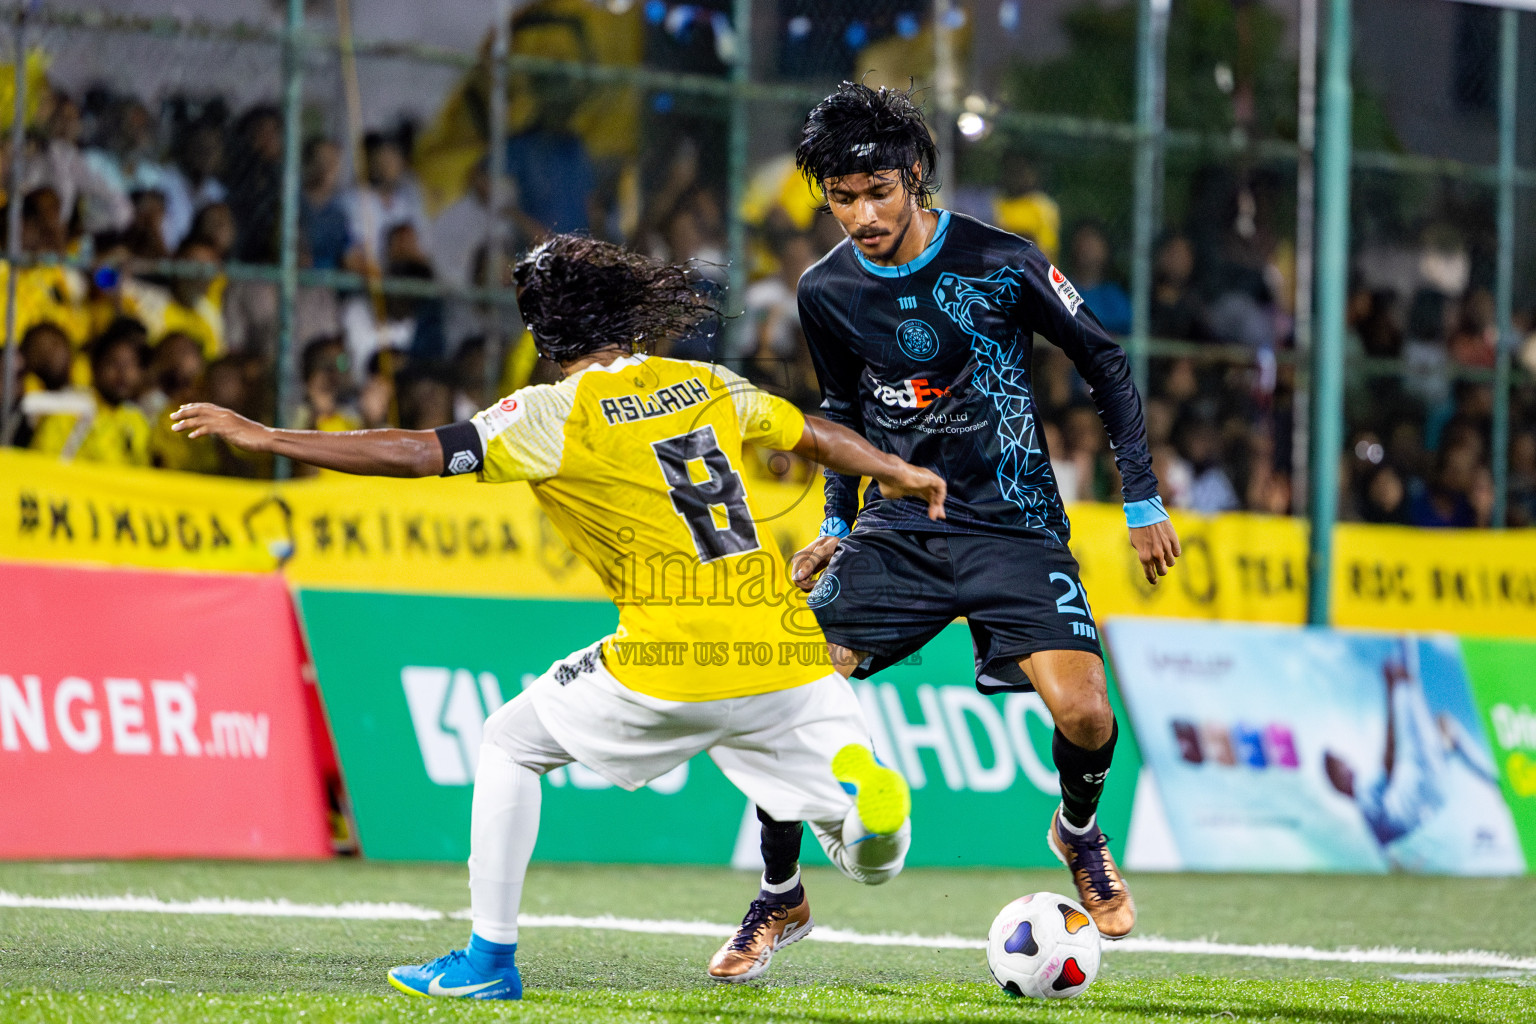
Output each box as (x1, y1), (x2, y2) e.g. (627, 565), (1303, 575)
(796, 81), (939, 212)
(512, 234), (718, 363)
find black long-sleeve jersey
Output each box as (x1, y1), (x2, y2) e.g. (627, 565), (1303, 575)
(798, 210), (1158, 544)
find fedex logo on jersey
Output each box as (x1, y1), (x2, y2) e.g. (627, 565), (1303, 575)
(870, 377), (951, 410)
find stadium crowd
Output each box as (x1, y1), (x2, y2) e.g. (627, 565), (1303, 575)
(4, 81), (1533, 527)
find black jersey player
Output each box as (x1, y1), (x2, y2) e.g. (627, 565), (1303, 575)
(773, 82), (1182, 938)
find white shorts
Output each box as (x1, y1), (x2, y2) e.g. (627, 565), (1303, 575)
(492, 642), (869, 824)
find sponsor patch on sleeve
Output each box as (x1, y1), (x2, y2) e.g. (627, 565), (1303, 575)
(477, 394), (527, 438)
(1048, 265), (1084, 316)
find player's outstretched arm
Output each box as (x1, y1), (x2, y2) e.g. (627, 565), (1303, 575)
(786, 415), (944, 591)
(1130, 519), (1181, 586)
(792, 415), (946, 521)
(170, 403), (444, 477)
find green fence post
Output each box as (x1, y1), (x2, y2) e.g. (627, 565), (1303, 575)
(1129, 0), (1168, 399)
(0, 5), (28, 446)
(932, 0), (958, 197)
(724, 0), (751, 361)
(1306, 0), (1351, 626)
(1491, 6), (1518, 529)
(274, 0), (305, 479)
(484, 0), (510, 404)
(1291, 0), (1319, 515)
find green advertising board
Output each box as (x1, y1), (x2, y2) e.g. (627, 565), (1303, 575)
(297, 589), (744, 863)
(850, 626), (1140, 867)
(1462, 637), (1536, 867)
(297, 589), (1138, 866)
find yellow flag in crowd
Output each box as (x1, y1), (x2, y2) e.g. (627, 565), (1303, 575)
(413, 0), (644, 216)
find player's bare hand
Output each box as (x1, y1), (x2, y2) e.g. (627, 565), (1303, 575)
(1131, 519), (1181, 585)
(876, 463), (948, 521)
(170, 403), (270, 452)
(790, 535), (841, 592)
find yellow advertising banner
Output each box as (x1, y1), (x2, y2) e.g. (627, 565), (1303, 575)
(1333, 522), (1536, 637)
(2, 449), (278, 574)
(278, 472), (602, 599)
(1070, 503), (1308, 627)
(5, 450), (1535, 636)
(1, 449), (611, 598)
(0, 449), (822, 601)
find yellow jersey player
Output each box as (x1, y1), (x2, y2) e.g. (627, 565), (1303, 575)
(172, 234), (947, 1000)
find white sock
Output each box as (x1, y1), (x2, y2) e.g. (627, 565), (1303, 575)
(1057, 806), (1096, 836)
(468, 743), (542, 945)
(810, 807), (909, 886)
(761, 869), (801, 895)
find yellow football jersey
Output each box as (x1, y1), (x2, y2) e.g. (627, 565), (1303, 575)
(470, 354), (825, 701)
(31, 399), (151, 467)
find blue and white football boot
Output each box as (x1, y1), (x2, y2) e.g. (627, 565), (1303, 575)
(387, 945), (522, 1000)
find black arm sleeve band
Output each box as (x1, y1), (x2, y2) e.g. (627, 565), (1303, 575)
(434, 420), (485, 477)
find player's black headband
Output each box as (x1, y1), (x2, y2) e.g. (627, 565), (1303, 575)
(821, 140), (923, 182)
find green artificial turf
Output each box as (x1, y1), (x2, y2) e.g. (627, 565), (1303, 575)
(4, 979), (1531, 1024)
(1, 861), (1531, 1022)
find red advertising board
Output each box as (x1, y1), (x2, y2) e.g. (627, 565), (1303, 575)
(0, 562), (332, 859)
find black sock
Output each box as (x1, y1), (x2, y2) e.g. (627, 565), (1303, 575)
(757, 807), (803, 888)
(1052, 720), (1118, 828)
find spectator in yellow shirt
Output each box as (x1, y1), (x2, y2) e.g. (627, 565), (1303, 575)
(160, 237), (226, 358)
(297, 335), (361, 433)
(0, 188), (93, 356)
(17, 320), (73, 396)
(30, 318), (151, 466)
(10, 320), (82, 448)
(119, 237), (226, 360)
(147, 332), (220, 473)
(992, 152), (1060, 264)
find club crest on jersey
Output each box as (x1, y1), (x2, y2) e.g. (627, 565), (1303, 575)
(1048, 265), (1084, 316)
(870, 376), (950, 410)
(895, 318), (939, 361)
(806, 572), (841, 609)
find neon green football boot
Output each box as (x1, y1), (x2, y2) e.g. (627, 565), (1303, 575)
(831, 744), (911, 835)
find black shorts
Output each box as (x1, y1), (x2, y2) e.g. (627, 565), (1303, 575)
(806, 528), (1101, 690)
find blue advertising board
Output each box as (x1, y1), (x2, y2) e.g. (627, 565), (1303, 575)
(1106, 619), (1524, 875)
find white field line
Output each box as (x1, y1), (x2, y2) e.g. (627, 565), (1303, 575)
(3, 891), (1535, 972)
(0, 892), (442, 920)
(1110, 937), (1536, 971)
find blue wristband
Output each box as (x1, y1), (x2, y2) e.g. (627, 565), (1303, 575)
(819, 516), (852, 538)
(1124, 496), (1169, 529)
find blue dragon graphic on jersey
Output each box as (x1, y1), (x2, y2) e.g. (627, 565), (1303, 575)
(933, 267), (1059, 535)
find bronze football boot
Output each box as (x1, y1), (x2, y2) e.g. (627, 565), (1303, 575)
(706, 890), (813, 982)
(1046, 807), (1136, 938)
